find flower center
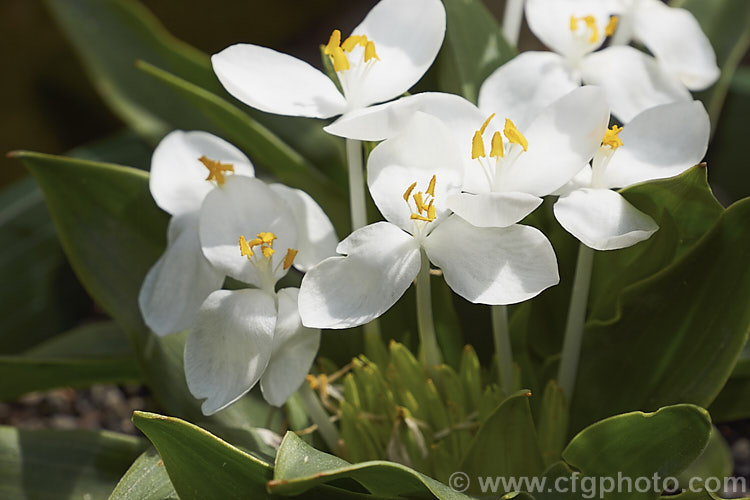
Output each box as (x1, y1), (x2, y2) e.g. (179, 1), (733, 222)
(471, 114), (528, 191)
(567, 14), (619, 60)
(199, 156), (234, 185)
(403, 175), (438, 228)
(239, 232), (298, 290)
(323, 29), (381, 109)
(591, 125), (624, 188)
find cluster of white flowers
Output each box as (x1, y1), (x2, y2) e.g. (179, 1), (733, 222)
(140, 0), (714, 415)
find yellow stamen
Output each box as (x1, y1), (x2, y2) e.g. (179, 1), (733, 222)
(427, 201), (435, 221)
(410, 213), (434, 222)
(570, 15), (579, 32)
(283, 248), (299, 270)
(504, 119), (528, 152)
(413, 192), (426, 213)
(262, 246), (275, 258)
(239, 235), (253, 257)
(248, 237), (263, 247)
(403, 181), (417, 202)
(257, 232), (277, 245)
(324, 29), (341, 56)
(426, 175), (436, 197)
(471, 130), (486, 159)
(602, 125), (624, 149)
(479, 113), (496, 134)
(583, 15), (599, 43)
(490, 131), (505, 158)
(330, 46), (350, 72)
(364, 40), (380, 62)
(199, 156), (234, 185)
(341, 35), (365, 52)
(605, 16), (619, 37)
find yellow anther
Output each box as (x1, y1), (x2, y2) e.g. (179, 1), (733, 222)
(413, 191), (426, 213)
(504, 119), (528, 152)
(602, 125), (624, 149)
(342, 35), (366, 52)
(570, 15), (579, 32)
(257, 232), (277, 245)
(471, 130), (486, 159)
(479, 113), (496, 134)
(364, 40), (380, 62)
(403, 181), (417, 202)
(262, 246), (275, 258)
(426, 175), (436, 197)
(324, 29), (341, 56)
(248, 238), (263, 247)
(330, 46), (350, 72)
(199, 156), (234, 185)
(605, 16), (619, 37)
(583, 15), (599, 43)
(410, 213), (433, 222)
(490, 131), (505, 158)
(283, 248), (298, 270)
(239, 235), (253, 257)
(427, 201), (435, 221)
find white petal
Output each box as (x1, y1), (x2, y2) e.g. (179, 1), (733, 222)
(503, 86), (610, 196)
(352, 0), (446, 106)
(604, 101), (709, 188)
(423, 215), (559, 305)
(447, 192), (543, 228)
(525, 0), (612, 58)
(298, 222), (421, 329)
(581, 46), (691, 123)
(269, 184), (338, 271)
(212, 44), (347, 119)
(185, 289), (277, 415)
(633, 0), (719, 90)
(261, 288), (320, 407)
(149, 131), (254, 216)
(478, 52), (579, 129)
(138, 213), (224, 337)
(199, 176), (297, 285)
(553, 165), (593, 196)
(367, 112), (463, 233)
(553, 188), (659, 250)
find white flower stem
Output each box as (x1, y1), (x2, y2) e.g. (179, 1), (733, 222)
(297, 382), (340, 452)
(345, 138), (386, 359)
(502, 0), (525, 47)
(416, 250), (443, 371)
(492, 304), (514, 395)
(557, 243), (595, 400)
(346, 139), (368, 231)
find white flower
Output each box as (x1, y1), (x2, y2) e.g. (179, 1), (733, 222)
(138, 131), (255, 337)
(211, 0), (445, 122)
(609, 0), (719, 91)
(186, 176), (338, 414)
(478, 0), (691, 128)
(553, 101), (710, 250)
(298, 113), (559, 329)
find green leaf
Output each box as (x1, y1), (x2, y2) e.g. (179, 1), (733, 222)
(677, 427), (733, 491)
(12, 151), (281, 448)
(0, 321), (141, 401)
(0, 177), (90, 353)
(135, 61), (349, 233)
(132, 412), (274, 500)
(109, 448), (178, 500)
(0, 426), (147, 499)
(270, 431), (471, 499)
(44, 0), (221, 140)
(563, 405), (712, 500)
(437, 0), (516, 102)
(708, 356), (750, 422)
(537, 380), (569, 467)
(459, 390), (544, 495)
(570, 199), (750, 432)
(672, 0), (750, 127)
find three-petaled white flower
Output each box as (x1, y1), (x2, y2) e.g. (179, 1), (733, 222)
(187, 175), (338, 414)
(139, 130), (255, 336)
(479, 0), (692, 128)
(211, 0), (445, 124)
(298, 112), (560, 329)
(553, 100), (710, 250)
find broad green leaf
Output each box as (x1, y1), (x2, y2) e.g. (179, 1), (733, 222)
(0, 321), (141, 401)
(270, 431), (471, 499)
(135, 61), (349, 233)
(672, 0), (750, 127)
(13, 151), (281, 449)
(563, 405), (712, 500)
(109, 448), (178, 500)
(437, 0), (516, 102)
(708, 356), (750, 422)
(677, 427), (733, 491)
(570, 199), (750, 432)
(0, 426), (147, 500)
(44, 0), (221, 140)
(459, 390), (544, 496)
(132, 412), (272, 500)
(0, 177), (90, 353)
